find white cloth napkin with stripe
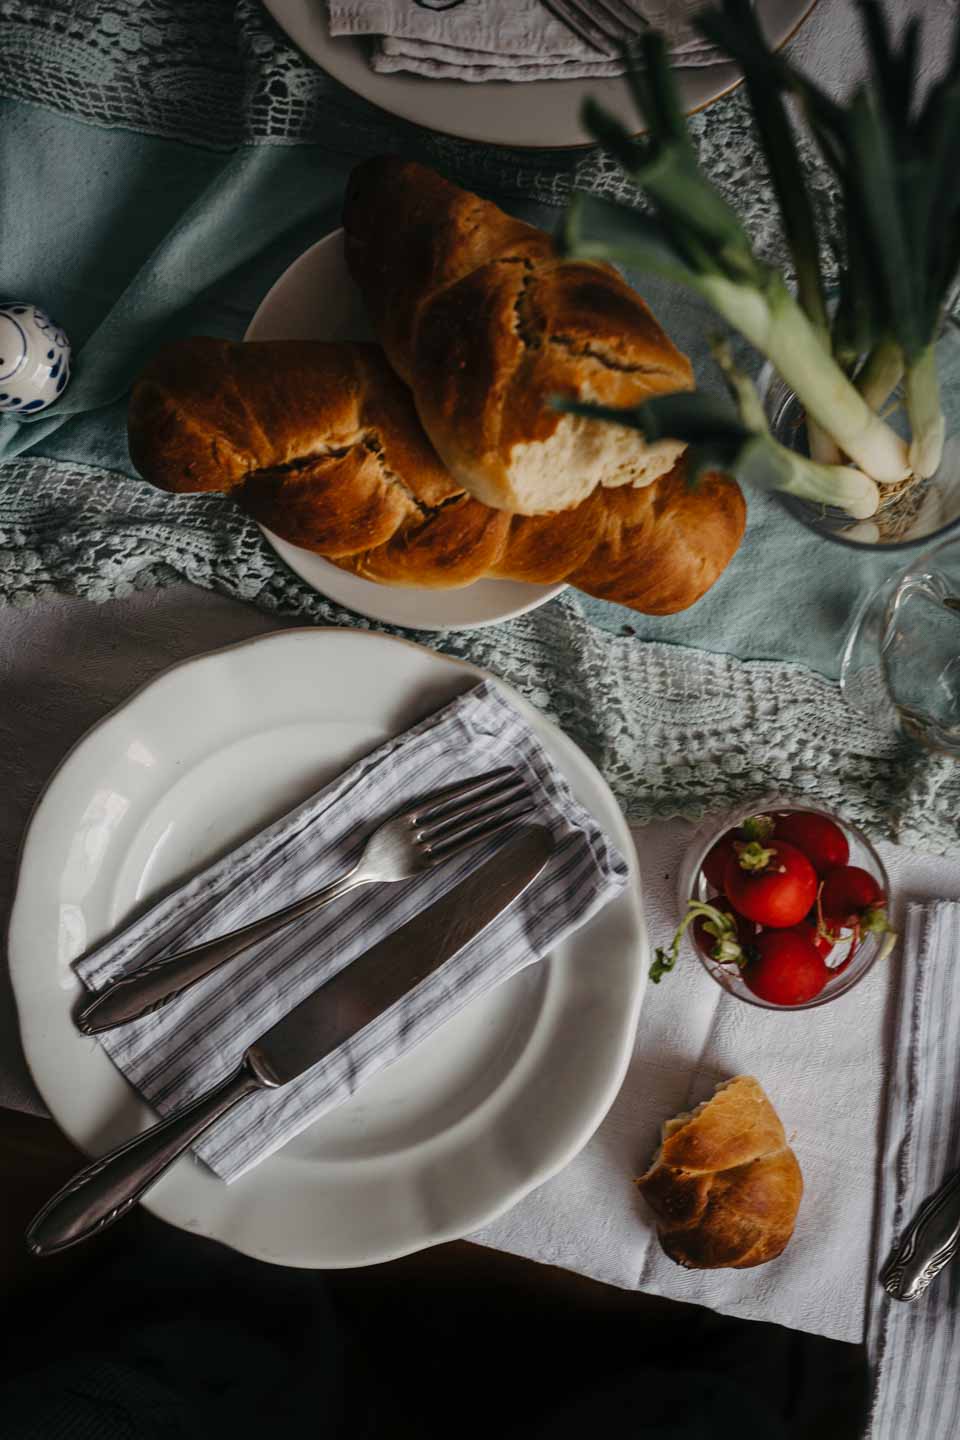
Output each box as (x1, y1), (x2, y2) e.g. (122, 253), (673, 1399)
(327, 1), (719, 82)
(867, 901), (960, 1438)
(74, 680), (627, 1182)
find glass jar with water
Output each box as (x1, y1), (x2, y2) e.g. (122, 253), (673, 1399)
(841, 536), (960, 755)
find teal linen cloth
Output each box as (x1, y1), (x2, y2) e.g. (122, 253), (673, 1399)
(0, 1), (956, 850)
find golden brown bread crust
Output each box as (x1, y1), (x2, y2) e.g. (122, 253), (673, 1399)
(128, 337), (461, 557)
(635, 1077), (803, 1269)
(128, 336), (745, 613)
(341, 155), (555, 388)
(343, 157), (695, 513)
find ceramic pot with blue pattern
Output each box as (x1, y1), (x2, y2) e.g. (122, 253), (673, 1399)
(0, 301), (71, 414)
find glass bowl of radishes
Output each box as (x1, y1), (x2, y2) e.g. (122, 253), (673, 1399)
(654, 798), (896, 1010)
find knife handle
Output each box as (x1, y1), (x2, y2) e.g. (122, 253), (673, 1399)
(880, 1168), (960, 1302)
(26, 1062), (265, 1257)
(76, 868), (366, 1035)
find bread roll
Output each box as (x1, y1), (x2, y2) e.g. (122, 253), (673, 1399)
(127, 336), (746, 615)
(343, 157), (695, 514)
(636, 1077), (803, 1269)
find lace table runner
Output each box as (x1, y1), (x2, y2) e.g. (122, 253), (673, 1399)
(4, 453), (956, 853)
(0, 0), (819, 216)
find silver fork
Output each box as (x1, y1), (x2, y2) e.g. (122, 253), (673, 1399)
(542, 0), (650, 55)
(75, 767), (534, 1036)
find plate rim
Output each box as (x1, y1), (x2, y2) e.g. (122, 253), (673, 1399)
(244, 230), (568, 632)
(261, 0), (821, 150)
(9, 626), (646, 1266)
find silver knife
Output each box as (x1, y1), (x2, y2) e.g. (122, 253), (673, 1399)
(880, 1168), (960, 1302)
(26, 826), (553, 1257)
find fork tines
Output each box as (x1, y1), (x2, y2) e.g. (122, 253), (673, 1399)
(413, 767), (537, 860)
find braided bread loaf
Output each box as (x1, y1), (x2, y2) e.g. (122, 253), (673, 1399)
(343, 156), (696, 514)
(127, 337), (745, 615)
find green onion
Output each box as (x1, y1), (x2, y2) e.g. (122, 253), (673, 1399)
(710, 339), (879, 517)
(854, 338), (904, 413)
(696, 0), (835, 462)
(561, 1), (960, 500)
(554, 343), (881, 522)
(904, 345), (945, 479)
(696, 0), (827, 341)
(756, 0), (960, 476)
(564, 189), (909, 485)
(562, 30), (910, 489)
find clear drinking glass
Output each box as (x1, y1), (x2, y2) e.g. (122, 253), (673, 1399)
(678, 797), (891, 1011)
(841, 534), (960, 755)
(761, 315), (960, 551)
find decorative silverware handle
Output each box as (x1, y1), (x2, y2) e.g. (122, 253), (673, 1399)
(880, 1169), (960, 1302)
(76, 869), (364, 1034)
(26, 1063), (264, 1257)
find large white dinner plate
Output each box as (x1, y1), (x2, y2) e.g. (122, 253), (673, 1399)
(263, 0), (819, 149)
(9, 629), (646, 1267)
(245, 231), (566, 631)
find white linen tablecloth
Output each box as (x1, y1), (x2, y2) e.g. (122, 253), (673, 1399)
(478, 819), (960, 1343)
(3, 587), (960, 1345)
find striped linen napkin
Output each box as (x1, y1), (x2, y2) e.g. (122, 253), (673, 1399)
(868, 902), (960, 1437)
(327, 1), (719, 83)
(74, 680), (628, 1182)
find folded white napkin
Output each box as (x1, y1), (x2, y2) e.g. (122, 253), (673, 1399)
(327, 1), (720, 82)
(74, 680), (627, 1182)
(867, 901), (960, 1439)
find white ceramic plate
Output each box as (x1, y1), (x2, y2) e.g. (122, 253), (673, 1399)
(9, 629), (646, 1268)
(263, 0), (819, 149)
(245, 231), (566, 631)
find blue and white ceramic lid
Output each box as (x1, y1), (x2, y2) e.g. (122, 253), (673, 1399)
(0, 302), (71, 414)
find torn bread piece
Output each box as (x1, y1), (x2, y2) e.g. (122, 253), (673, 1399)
(636, 1076), (803, 1270)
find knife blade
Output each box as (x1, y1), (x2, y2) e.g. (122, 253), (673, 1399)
(26, 825), (554, 1256)
(246, 823), (554, 1087)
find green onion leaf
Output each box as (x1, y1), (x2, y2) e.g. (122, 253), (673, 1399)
(579, 97), (645, 176)
(632, 30), (695, 155)
(857, 0), (917, 131)
(559, 193), (703, 290)
(567, 8), (960, 486)
(696, 0), (829, 340)
(581, 53), (761, 286)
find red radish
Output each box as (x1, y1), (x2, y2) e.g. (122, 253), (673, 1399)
(651, 898), (754, 983)
(743, 930), (830, 1005)
(774, 811), (849, 877)
(693, 896), (757, 964)
(703, 833), (739, 890)
(724, 840), (818, 928)
(818, 864), (897, 966)
(701, 816), (774, 890)
(792, 916), (860, 977)
(792, 917), (835, 960)
(820, 865), (885, 928)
